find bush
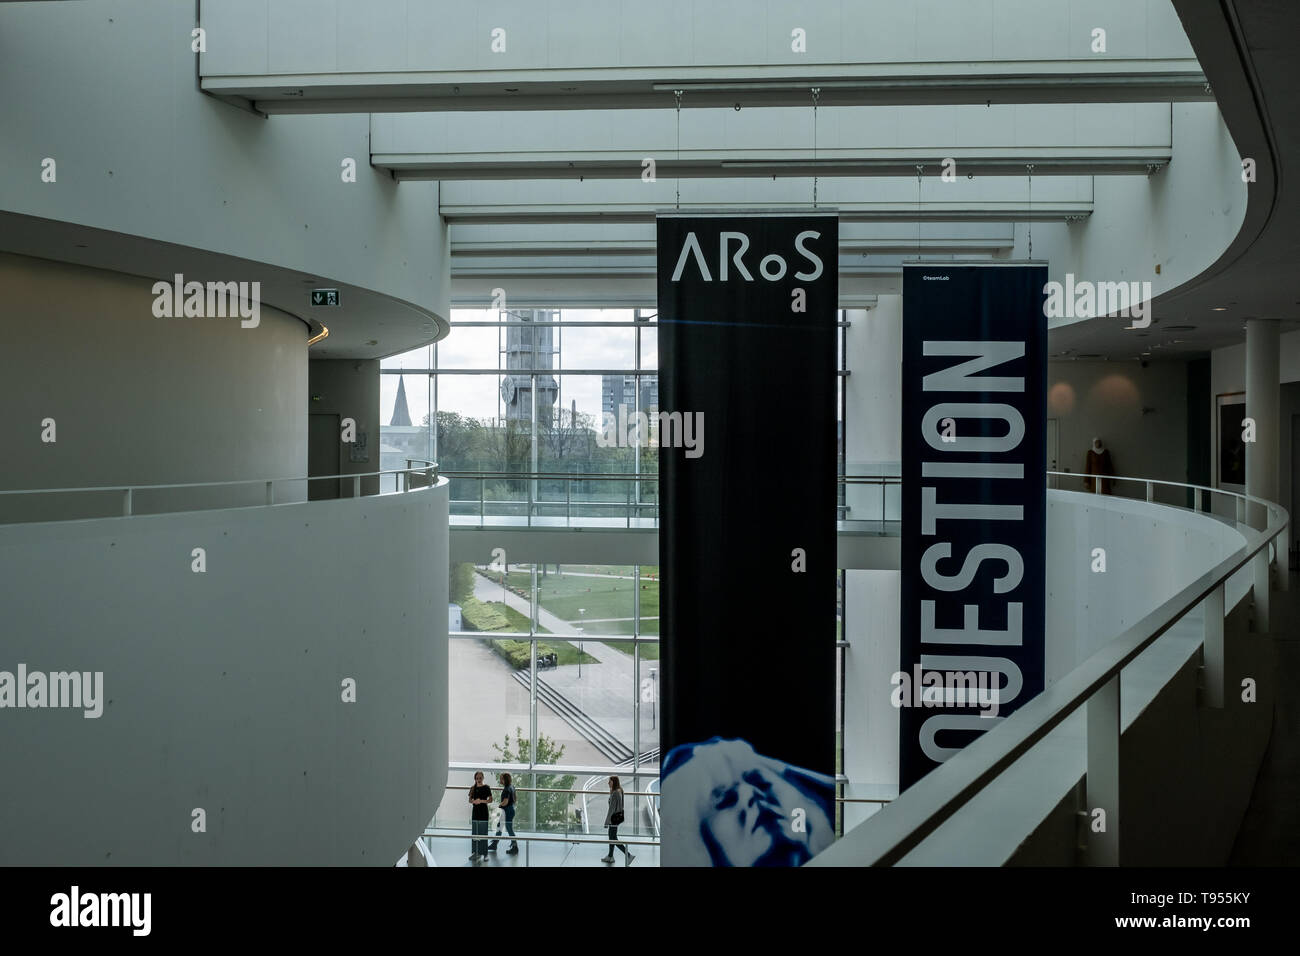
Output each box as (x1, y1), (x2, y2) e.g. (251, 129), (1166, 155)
(461, 597), (510, 633)
(491, 639), (533, 669)
(487, 638), (561, 670)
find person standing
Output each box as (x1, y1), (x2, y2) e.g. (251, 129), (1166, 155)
(601, 776), (634, 866)
(468, 771), (493, 863)
(488, 771), (519, 855)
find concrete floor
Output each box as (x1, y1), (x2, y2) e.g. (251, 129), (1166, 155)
(425, 834), (660, 868)
(1228, 570), (1300, 865)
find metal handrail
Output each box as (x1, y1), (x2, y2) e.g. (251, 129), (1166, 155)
(812, 474), (1288, 867)
(442, 470), (897, 483)
(0, 460), (439, 519)
(421, 829), (660, 848)
(445, 783), (660, 798)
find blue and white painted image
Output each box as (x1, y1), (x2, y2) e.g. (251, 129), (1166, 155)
(661, 737), (835, 866)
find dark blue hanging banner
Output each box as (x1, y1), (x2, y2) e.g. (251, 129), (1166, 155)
(658, 212), (838, 866)
(899, 264), (1047, 791)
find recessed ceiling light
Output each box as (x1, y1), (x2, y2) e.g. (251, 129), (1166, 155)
(1212, 307), (1227, 311)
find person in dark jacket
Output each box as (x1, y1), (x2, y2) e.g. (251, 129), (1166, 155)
(468, 771), (493, 863)
(487, 771), (519, 855)
(600, 776), (634, 865)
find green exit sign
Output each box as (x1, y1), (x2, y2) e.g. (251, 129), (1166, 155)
(311, 288), (340, 307)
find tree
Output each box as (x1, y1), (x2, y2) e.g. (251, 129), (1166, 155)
(423, 410), (485, 470)
(449, 561), (476, 606)
(491, 727), (577, 832)
(539, 404), (596, 466)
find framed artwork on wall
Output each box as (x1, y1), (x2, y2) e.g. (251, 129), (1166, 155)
(1217, 392), (1246, 490)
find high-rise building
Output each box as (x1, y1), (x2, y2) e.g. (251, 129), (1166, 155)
(601, 374), (659, 420)
(500, 309), (559, 422)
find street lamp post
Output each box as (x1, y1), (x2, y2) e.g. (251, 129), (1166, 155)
(650, 668), (657, 730)
(578, 608), (586, 679)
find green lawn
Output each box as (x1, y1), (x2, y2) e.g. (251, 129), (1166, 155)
(493, 602), (549, 636)
(489, 603), (597, 666)
(558, 564), (660, 577)
(508, 569), (660, 627)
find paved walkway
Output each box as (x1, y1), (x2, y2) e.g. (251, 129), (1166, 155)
(471, 573), (659, 756)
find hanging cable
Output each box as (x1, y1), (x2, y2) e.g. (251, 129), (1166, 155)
(916, 164), (924, 260)
(674, 89), (684, 210)
(1026, 163), (1035, 260)
(811, 87), (821, 207)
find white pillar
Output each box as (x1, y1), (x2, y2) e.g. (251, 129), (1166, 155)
(845, 298), (902, 523)
(843, 298), (904, 807)
(1245, 319), (1280, 622)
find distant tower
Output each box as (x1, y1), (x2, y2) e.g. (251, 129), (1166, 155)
(500, 309), (559, 422)
(390, 375), (413, 427)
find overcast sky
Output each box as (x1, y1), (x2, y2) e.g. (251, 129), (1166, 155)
(379, 309), (656, 425)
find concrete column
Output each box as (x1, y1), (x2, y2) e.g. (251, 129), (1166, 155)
(843, 297), (904, 804)
(844, 298), (902, 522)
(1246, 319), (1281, 620)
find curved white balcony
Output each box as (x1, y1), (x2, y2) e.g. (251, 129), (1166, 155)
(0, 464), (448, 866)
(818, 475), (1289, 866)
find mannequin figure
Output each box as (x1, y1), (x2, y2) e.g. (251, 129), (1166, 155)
(1084, 437), (1114, 494)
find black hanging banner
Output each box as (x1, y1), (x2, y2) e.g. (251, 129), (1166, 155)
(657, 212), (838, 866)
(899, 264), (1048, 791)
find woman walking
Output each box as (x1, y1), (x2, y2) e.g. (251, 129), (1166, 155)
(601, 776), (634, 866)
(468, 770), (493, 863)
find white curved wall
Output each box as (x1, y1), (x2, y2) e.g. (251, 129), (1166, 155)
(1045, 488), (1247, 680)
(844, 492), (1249, 804)
(0, 253), (307, 521)
(1028, 102), (1248, 328)
(0, 481), (449, 865)
(0, 0), (447, 331)
(838, 492), (1269, 865)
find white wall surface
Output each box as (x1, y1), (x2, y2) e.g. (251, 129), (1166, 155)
(1019, 101), (1247, 341)
(844, 299), (902, 522)
(0, 253), (307, 521)
(844, 490), (1247, 790)
(834, 491), (1266, 865)
(201, 0), (1194, 74)
(309, 359), (382, 496)
(1047, 359), (1188, 489)
(0, 481), (449, 865)
(0, 0), (447, 331)
(1044, 489), (1247, 678)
